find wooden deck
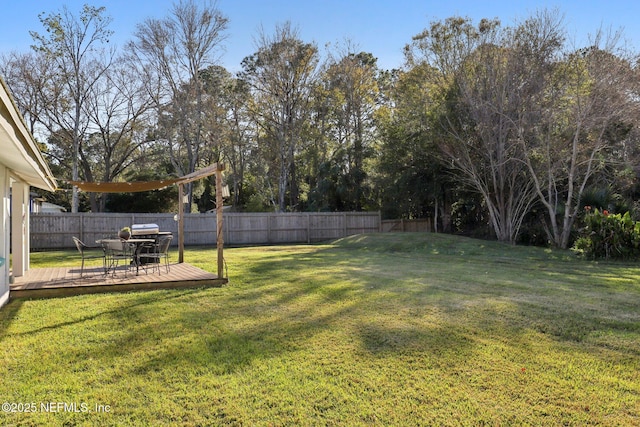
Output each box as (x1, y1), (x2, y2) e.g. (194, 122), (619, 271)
(10, 263), (228, 299)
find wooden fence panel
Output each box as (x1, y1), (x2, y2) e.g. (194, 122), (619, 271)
(269, 213), (308, 243)
(225, 213), (269, 244)
(183, 214), (216, 246)
(309, 213), (344, 241)
(346, 212), (381, 235)
(381, 218), (432, 233)
(30, 213), (80, 249)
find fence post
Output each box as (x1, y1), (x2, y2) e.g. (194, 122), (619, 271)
(224, 211), (230, 246)
(343, 212), (347, 237)
(79, 213), (84, 241)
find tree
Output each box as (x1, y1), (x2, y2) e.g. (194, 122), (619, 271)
(406, 11), (640, 246)
(191, 65), (254, 212)
(203, 67), (255, 209)
(240, 22), (319, 212)
(30, 4), (115, 212)
(375, 64), (453, 225)
(447, 12), (564, 244)
(0, 51), (57, 136)
(319, 48), (379, 210)
(408, 16), (539, 243)
(521, 31), (640, 248)
(127, 0), (228, 213)
(81, 58), (156, 212)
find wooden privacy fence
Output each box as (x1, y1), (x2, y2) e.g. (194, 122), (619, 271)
(30, 212), (382, 250)
(381, 218), (433, 233)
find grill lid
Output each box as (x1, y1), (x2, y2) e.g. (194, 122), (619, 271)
(131, 223), (159, 235)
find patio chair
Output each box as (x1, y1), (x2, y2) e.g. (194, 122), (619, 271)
(137, 235), (173, 275)
(72, 236), (106, 277)
(101, 239), (135, 277)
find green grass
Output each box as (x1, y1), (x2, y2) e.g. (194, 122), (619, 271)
(1, 233), (639, 426)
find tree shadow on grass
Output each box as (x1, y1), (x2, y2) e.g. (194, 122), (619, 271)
(0, 289), (203, 342)
(217, 241), (639, 367)
(47, 281), (361, 379)
(357, 321), (476, 360)
(0, 298), (25, 341)
(75, 245), (481, 377)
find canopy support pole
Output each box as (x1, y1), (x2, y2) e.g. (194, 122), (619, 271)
(178, 183), (185, 263)
(216, 165), (225, 278)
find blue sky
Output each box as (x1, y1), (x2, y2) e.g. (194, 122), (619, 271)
(1, 1), (640, 72)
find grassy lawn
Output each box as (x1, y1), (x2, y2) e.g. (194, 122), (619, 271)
(1, 232), (639, 426)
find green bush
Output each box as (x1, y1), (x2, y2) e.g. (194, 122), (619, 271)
(574, 207), (640, 260)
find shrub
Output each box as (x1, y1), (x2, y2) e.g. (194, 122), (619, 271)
(574, 207), (640, 260)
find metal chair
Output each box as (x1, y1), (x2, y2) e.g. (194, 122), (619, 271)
(137, 235), (173, 275)
(101, 239), (135, 277)
(72, 236), (106, 277)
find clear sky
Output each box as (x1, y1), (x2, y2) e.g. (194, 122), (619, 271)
(1, 1), (640, 72)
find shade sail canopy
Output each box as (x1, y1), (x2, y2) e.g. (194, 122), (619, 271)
(66, 163), (222, 193)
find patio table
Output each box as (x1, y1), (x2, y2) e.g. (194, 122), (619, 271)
(97, 238), (155, 276)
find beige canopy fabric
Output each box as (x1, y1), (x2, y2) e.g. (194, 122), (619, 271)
(66, 163), (221, 193)
(67, 178), (180, 193)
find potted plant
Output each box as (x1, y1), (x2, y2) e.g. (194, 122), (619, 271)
(118, 226), (131, 240)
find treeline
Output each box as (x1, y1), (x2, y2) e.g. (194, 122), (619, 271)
(2, 2), (640, 248)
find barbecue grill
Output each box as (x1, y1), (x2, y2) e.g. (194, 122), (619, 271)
(131, 223), (160, 240)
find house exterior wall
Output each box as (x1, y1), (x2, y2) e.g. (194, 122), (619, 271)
(0, 166), (10, 308)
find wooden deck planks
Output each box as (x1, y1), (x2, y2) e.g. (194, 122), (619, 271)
(10, 263), (227, 299)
